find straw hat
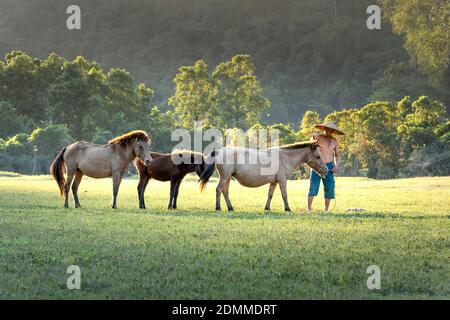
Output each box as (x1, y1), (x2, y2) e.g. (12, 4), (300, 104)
(314, 121), (345, 135)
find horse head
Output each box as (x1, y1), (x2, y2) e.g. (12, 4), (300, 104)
(134, 139), (153, 166)
(307, 142), (328, 177)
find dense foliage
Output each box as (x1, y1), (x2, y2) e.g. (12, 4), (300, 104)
(0, 52), (447, 177)
(0, 0), (448, 121)
(380, 0), (450, 86)
(0, 1), (448, 177)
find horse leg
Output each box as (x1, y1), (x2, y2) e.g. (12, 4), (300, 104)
(264, 182), (277, 211)
(72, 170), (83, 208)
(111, 171), (124, 209)
(279, 179), (291, 211)
(215, 177), (227, 211)
(222, 178), (234, 211)
(138, 175), (150, 209)
(168, 180), (176, 209)
(172, 179), (182, 209)
(64, 169), (75, 209)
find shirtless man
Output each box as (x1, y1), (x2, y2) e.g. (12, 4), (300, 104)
(308, 121), (344, 211)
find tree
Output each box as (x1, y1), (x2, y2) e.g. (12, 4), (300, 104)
(28, 124), (73, 173)
(379, 0), (450, 86)
(168, 60), (219, 128)
(299, 111), (321, 139)
(92, 128), (114, 144)
(0, 102), (33, 139)
(351, 102), (400, 178)
(397, 96), (447, 151)
(105, 68), (139, 120)
(0, 133), (32, 173)
(0, 51), (46, 122)
(370, 62), (448, 103)
(213, 55), (270, 128)
(267, 123), (299, 145)
(29, 124), (73, 156)
(48, 57), (92, 139)
(324, 108), (360, 175)
(136, 83), (155, 119)
(146, 106), (176, 153)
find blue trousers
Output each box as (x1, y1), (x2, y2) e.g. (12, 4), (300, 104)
(308, 162), (335, 199)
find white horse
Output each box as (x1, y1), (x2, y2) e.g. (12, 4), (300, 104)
(199, 141), (328, 211)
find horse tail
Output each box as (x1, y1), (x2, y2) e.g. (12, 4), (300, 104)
(199, 150), (216, 192)
(50, 147), (67, 197)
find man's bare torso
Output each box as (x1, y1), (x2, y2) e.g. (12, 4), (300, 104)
(315, 134), (337, 163)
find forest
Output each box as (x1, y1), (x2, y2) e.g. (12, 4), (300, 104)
(0, 0), (448, 178)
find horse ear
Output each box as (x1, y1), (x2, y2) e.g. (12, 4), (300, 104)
(211, 150), (216, 157)
(310, 143), (317, 151)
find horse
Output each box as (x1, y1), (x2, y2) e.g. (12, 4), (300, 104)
(50, 130), (153, 209)
(134, 150), (206, 209)
(199, 141), (328, 211)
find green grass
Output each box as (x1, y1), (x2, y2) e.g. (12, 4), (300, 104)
(0, 171), (21, 177)
(0, 174), (449, 299)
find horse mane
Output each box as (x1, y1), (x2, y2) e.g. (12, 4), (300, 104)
(277, 141), (316, 149)
(108, 130), (149, 146)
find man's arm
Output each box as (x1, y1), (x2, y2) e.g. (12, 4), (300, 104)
(333, 140), (340, 173)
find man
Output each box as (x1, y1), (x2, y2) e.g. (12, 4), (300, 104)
(308, 121), (344, 211)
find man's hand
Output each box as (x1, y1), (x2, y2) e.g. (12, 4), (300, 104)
(332, 164), (339, 173)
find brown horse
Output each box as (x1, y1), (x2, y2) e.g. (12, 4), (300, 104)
(50, 130), (153, 209)
(135, 150), (206, 209)
(199, 141), (328, 211)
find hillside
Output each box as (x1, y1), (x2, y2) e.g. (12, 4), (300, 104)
(0, 0), (414, 122)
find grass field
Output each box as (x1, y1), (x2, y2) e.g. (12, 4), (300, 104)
(0, 174), (449, 299)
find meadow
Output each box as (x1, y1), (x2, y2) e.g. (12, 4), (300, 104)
(0, 173), (449, 299)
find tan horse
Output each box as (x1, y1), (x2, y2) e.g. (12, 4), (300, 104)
(50, 130), (153, 209)
(199, 141), (328, 211)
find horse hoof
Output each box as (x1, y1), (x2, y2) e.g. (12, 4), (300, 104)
(215, 207), (221, 211)
(228, 208), (234, 212)
(285, 208), (291, 212)
(264, 207), (270, 211)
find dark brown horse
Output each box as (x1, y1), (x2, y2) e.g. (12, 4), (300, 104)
(50, 130), (153, 209)
(135, 150), (206, 209)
